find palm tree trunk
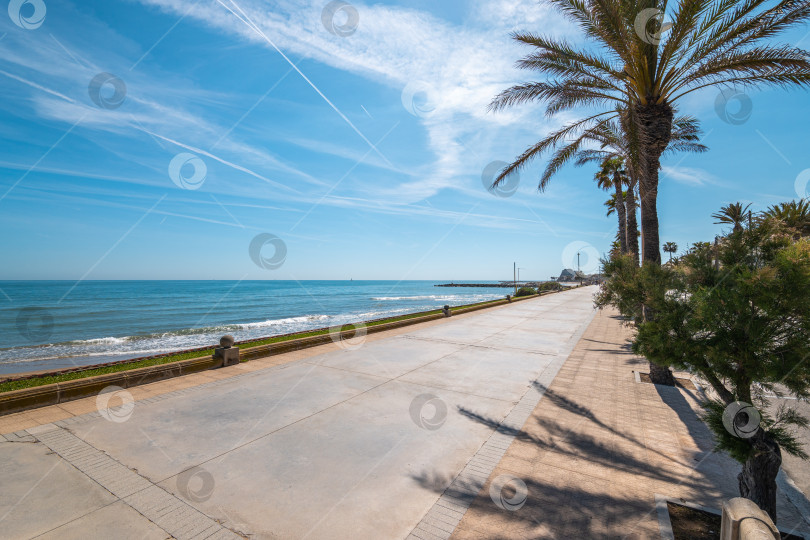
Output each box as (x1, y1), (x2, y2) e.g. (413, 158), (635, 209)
(635, 102), (673, 265)
(639, 169), (661, 265)
(625, 175), (640, 263)
(636, 101), (675, 386)
(613, 176), (628, 254)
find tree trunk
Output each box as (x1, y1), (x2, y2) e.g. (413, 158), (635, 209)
(625, 175), (640, 263)
(614, 178), (628, 254)
(738, 430), (782, 524)
(635, 101), (674, 385)
(639, 168), (661, 265)
(635, 102), (673, 266)
(648, 361), (675, 386)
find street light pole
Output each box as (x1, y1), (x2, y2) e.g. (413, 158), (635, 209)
(513, 262), (517, 295)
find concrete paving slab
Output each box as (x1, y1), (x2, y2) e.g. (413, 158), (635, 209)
(305, 337), (464, 379)
(33, 501), (169, 540)
(477, 329), (575, 355)
(156, 379), (517, 540)
(0, 441), (117, 539)
(70, 363), (388, 481)
(398, 347), (560, 401)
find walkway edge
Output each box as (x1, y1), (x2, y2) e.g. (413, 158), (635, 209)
(406, 305), (598, 540)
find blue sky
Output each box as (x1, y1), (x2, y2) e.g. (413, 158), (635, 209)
(1, 0), (809, 281)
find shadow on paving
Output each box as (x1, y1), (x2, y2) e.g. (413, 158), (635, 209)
(410, 384), (720, 538)
(411, 472), (654, 539)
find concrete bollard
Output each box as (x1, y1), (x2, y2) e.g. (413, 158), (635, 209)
(213, 335), (240, 367)
(442, 305), (451, 317)
(720, 498), (779, 540)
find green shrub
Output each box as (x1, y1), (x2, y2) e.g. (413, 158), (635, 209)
(515, 286), (537, 297)
(537, 281), (563, 292)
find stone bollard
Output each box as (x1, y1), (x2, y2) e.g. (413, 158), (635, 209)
(442, 305), (451, 317)
(720, 498), (779, 540)
(506, 294), (512, 303)
(213, 335), (240, 368)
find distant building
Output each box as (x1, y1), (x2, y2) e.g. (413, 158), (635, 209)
(557, 268), (578, 281)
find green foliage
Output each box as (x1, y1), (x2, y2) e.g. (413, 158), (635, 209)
(595, 254), (645, 323)
(537, 281), (563, 292)
(515, 286), (537, 297)
(702, 399), (809, 463)
(712, 202), (752, 233)
(764, 199), (810, 238)
(630, 216), (810, 461)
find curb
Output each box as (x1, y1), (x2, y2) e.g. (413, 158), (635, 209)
(1, 289), (566, 416)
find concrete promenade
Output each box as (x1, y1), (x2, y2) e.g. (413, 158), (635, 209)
(0, 287), (597, 539)
(3, 288), (808, 539)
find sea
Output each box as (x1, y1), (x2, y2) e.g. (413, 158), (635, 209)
(0, 280), (510, 375)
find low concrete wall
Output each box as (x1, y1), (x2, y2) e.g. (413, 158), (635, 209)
(720, 498), (779, 540)
(0, 290), (560, 416)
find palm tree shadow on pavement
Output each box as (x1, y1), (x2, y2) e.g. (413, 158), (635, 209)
(409, 384), (728, 539)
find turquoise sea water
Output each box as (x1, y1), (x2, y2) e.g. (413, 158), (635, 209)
(0, 280), (509, 375)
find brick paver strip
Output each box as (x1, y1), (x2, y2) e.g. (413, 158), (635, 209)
(446, 308), (810, 539)
(406, 307), (597, 540)
(26, 423), (241, 540)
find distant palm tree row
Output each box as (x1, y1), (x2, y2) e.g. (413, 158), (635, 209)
(711, 199), (810, 237)
(489, 0), (810, 384)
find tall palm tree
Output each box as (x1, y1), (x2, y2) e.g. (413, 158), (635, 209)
(663, 241), (678, 261)
(764, 199), (810, 237)
(595, 157), (628, 253)
(573, 112), (707, 262)
(712, 202), (752, 233)
(489, 0), (810, 267)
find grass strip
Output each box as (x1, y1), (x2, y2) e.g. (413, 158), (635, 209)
(0, 298), (508, 393)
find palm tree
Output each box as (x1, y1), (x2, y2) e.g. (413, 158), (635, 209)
(595, 157), (628, 253)
(663, 241), (678, 261)
(764, 199), (810, 237)
(712, 202), (752, 233)
(489, 0), (810, 388)
(573, 112), (707, 262)
(489, 0), (810, 267)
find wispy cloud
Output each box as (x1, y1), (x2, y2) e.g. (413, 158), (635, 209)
(661, 165), (720, 186)
(133, 0), (575, 201)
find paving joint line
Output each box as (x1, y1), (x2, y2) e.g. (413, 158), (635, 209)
(24, 424), (242, 540)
